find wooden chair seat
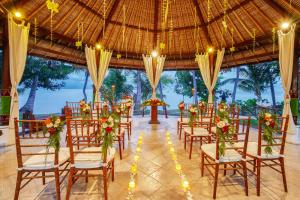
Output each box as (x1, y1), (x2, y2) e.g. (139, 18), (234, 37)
(121, 118), (132, 123)
(201, 143), (242, 163)
(245, 142), (282, 159)
(184, 127), (210, 137)
(22, 147), (70, 170)
(73, 147), (115, 169)
(177, 117), (189, 123)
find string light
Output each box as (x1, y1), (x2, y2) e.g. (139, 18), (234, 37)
(272, 27), (276, 54)
(165, 132), (193, 199)
(127, 133), (144, 199)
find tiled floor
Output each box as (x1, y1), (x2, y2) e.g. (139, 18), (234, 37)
(1, 116), (300, 199)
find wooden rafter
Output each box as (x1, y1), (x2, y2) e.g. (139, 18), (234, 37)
(262, 0), (289, 18)
(96, 0), (121, 42)
(192, 0), (212, 46)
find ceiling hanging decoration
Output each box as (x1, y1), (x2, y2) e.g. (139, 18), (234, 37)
(46, 0), (59, 45)
(34, 17), (38, 44)
(103, 0), (106, 39)
(252, 28), (256, 53)
(272, 27), (276, 54)
(222, 0), (228, 32)
(168, 15), (173, 52)
(194, 7), (198, 54)
(160, 0), (169, 51)
(230, 28), (235, 54)
(207, 0), (212, 23)
(75, 22), (83, 49)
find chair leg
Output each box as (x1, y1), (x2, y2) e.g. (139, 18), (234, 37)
(42, 171), (46, 185)
(253, 159), (256, 172)
(112, 159), (115, 181)
(123, 137), (125, 150)
(213, 164), (219, 199)
(233, 163), (237, 175)
(118, 137), (122, 160)
(177, 121), (179, 135)
(14, 171), (23, 200)
(242, 161), (249, 196)
(103, 168), (108, 200)
(189, 137), (193, 159)
(184, 132), (187, 150)
(66, 167), (75, 200)
(223, 164), (227, 176)
(256, 159), (261, 196)
(201, 152), (204, 177)
(85, 170), (88, 183)
(54, 168), (61, 200)
(279, 157), (288, 192)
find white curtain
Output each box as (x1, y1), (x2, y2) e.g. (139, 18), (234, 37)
(196, 48), (225, 103)
(85, 46), (112, 102)
(143, 55), (166, 99)
(278, 24), (296, 134)
(8, 14), (30, 145)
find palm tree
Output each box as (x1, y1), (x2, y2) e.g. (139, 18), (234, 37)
(221, 65), (269, 102)
(157, 74), (173, 113)
(232, 67), (240, 103)
(82, 70), (89, 101)
(192, 70), (198, 104)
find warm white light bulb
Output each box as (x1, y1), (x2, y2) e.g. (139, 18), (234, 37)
(151, 50), (158, 57)
(129, 180), (135, 189)
(95, 43), (102, 50)
(14, 11), (22, 18)
(281, 22), (290, 30)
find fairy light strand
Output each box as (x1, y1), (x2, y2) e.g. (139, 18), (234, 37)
(126, 133), (144, 200)
(272, 27), (276, 54)
(252, 28), (256, 53)
(165, 132), (193, 200)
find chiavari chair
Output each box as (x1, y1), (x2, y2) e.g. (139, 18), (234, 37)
(120, 102), (133, 140)
(177, 103), (189, 140)
(66, 101), (81, 118)
(184, 106), (214, 159)
(245, 115), (289, 196)
(201, 117), (251, 199)
(65, 118), (115, 200)
(14, 119), (70, 200)
(199, 103), (215, 127)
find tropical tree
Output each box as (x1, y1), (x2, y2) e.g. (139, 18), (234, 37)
(101, 68), (133, 102)
(221, 65), (270, 102)
(82, 70), (89, 102)
(157, 74), (173, 112)
(19, 56), (77, 113)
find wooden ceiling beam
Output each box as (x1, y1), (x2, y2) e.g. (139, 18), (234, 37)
(192, 0), (212, 46)
(96, 0), (121, 42)
(262, 0), (289, 18)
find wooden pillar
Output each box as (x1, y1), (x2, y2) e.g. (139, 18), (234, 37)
(93, 49), (100, 102)
(1, 19), (11, 125)
(290, 28), (299, 123)
(208, 52), (216, 102)
(1, 18), (11, 90)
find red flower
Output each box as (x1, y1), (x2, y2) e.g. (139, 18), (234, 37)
(270, 120), (275, 128)
(215, 116), (220, 123)
(222, 125), (229, 133)
(48, 127), (57, 135)
(45, 118), (52, 125)
(105, 127), (113, 133)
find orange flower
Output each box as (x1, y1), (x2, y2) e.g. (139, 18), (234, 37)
(45, 118), (52, 125)
(215, 116), (220, 123)
(101, 117), (108, 123)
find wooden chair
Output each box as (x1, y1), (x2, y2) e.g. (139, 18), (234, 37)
(245, 115), (289, 196)
(201, 117), (251, 199)
(199, 103), (215, 126)
(120, 102), (132, 140)
(177, 104), (189, 140)
(14, 119), (70, 200)
(66, 101), (81, 118)
(184, 106), (214, 159)
(65, 118), (115, 200)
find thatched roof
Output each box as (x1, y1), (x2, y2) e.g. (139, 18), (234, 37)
(0, 0), (300, 70)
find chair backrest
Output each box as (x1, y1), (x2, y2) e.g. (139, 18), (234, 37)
(66, 101), (81, 117)
(215, 117), (251, 160)
(199, 106), (214, 125)
(66, 118), (116, 164)
(229, 104), (240, 119)
(93, 101), (104, 110)
(14, 118), (59, 169)
(257, 115), (289, 156)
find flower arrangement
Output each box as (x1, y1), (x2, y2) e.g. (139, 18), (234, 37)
(188, 105), (198, 126)
(198, 100), (206, 114)
(79, 100), (91, 119)
(102, 101), (109, 114)
(259, 111), (277, 154)
(178, 101), (185, 115)
(142, 98), (168, 106)
(44, 116), (65, 151)
(215, 103), (233, 156)
(99, 112), (120, 160)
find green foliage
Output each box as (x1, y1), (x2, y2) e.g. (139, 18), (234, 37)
(236, 99), (258, 116)
(20, 56), (76, 91)
(258, 111), (277, 154)
(101, 69), (133, 101)
(174, 70), (223, 101)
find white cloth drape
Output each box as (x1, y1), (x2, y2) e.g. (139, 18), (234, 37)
(196, 48), (225, 103)
(143, 55), (166, 99)
(8, 14), (30, 145)
(85, 46), (112, 102)
(278, 24), (296, 134)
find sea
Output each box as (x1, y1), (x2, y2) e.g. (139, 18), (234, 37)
(18, 69), (284, 115)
